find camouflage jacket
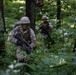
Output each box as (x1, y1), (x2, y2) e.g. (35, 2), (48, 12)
(9, 25), (36, 49)
(39, 21), (53, 35)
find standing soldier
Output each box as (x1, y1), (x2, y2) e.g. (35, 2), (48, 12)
(9, 16), (36, 62)
(39, 15), (53, 51)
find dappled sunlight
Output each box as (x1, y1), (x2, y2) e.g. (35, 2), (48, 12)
(13, 1), (25, 4)
(0, 0), (76, 75)
(70, 24), (74, 28)
(58, 58), (66, 64)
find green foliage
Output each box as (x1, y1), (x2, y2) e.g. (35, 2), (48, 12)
(0, 53), (76, 75)
(4, 1), (26, 32)
(4, 2), (25, 19)
(0, 0), (76, 75)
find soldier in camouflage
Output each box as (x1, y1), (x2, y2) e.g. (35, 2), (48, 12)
(9, 16), (36, 62)
(39, 16), (53, 51)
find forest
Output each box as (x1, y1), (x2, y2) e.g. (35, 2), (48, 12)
(0, 0), (76, 75)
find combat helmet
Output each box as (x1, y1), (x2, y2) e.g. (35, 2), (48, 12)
(42, 15), (47, 20)
(20, 16), (30, 24)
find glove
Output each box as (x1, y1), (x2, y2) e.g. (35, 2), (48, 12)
(16, 40), (22, 46)
(26, 46), (31, 54)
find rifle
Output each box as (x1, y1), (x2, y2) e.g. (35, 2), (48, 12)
(40, 21), (51, 39)
(16, 33), (31, 54)
(41, 28), (55, 45)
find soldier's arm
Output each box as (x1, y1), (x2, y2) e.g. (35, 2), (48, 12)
(9, 27), (19, 44)
(38, 23), (43, 32)
(49, 23), (53, 29)
(48, 23), (53, 32)
(29, 28), (36, 50)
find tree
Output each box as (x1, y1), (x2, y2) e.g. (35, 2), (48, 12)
(0, 0), (6, 55)
(56, 0), (61, 29)
(26, 0), (36, 31)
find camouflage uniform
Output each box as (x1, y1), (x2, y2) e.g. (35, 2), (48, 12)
(9, 16), (36, 62)
(39, 16), (53, 50)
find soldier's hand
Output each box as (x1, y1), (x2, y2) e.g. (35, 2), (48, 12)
(16, 40), (22, 46)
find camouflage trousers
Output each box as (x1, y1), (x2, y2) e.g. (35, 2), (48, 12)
(40, 34), (51, 49)
(43, 37), (51, 49)
(16, 46), (29, 62)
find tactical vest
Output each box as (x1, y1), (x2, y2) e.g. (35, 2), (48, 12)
(40, 21), (50, 33)
(22, 28), (31, 44)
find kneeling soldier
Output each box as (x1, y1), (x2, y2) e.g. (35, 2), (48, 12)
(9, 16), (36, 62)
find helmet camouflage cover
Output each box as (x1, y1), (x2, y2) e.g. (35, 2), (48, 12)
(42, 15), (47, 20)
(20, 16), (30, 24)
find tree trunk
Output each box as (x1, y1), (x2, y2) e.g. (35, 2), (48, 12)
(26, 0), (36, 31)
(0, 0), (6, 55)
(56, 0), (61, 29)
(73, 41), (76, 53)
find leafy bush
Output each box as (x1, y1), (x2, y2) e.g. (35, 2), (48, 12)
(0, 0), (76, 75)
